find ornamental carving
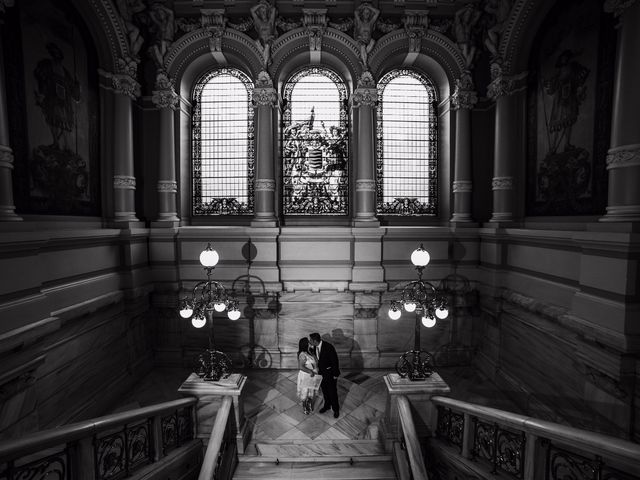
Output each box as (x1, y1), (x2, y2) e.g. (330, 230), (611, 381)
(452, 181), (472, 193)
(355, 307), (379, 318)
(255, 179), (276, 191)
(606, 144), (640, 169)
(303, 8), (328, 52)
(450, 75), (478, 110)
(403, 10), (429, 53)
(113, 175), (136, 189)
(252, 87), (278, 107)
(355, 180), (376, 192)
(157, 180), (177, 193)
(0, 145), (14, 169)
(101, 66), (140, 98)
(201, 9), (227, 53)
(487, 74), (514, 100)
(604, 0), (638, 16)
(491, 176), (513, 190)
(351, 88), (378, 108)
(357, 71), (376, 89)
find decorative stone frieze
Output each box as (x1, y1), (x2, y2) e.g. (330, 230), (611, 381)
(255, 179), (276, 191)
(113, 175), (136, 189)
(201, 8), (227, 53)
(157, 180), (177, 193)
(351, 88), (378, 108)
(491, 176), (513, 190)
(604, 0), (638, 16)
(403, 10), (429, 53)
(452, 180), (472, 193)
(606, 144), (640, 169)
(355, 180), (376, 192)
(358, 71), (376, 89)
(487, 74), (515, 100)
(252, 87), (278, 107)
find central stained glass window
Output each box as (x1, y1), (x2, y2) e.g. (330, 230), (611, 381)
(282, 68), (349, 215)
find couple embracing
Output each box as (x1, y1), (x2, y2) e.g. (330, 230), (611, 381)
(296, 332), (340, 418)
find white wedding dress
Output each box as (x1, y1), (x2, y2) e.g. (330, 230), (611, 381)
(296, 351), (322, 400)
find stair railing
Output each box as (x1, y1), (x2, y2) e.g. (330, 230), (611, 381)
(0, 397), (197, 480)
(396, 394), (429, 480)
(198, 395), (236, 480)
(432, 395), (640, 480)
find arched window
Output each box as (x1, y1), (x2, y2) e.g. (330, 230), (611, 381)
(192, 68), (254, 215)
(282, 67), (349, 215)
(376, 70), (438, 215)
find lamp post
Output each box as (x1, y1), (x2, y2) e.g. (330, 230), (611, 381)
(388, 244), (449, 381)
(179, 243), (239, 381)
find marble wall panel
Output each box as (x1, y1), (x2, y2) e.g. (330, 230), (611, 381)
(40, 245), (120, 283)
(507, 244), (580, 281)
(579, 254), (633, 295)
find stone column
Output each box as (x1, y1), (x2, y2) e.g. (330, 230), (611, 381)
(487, 67), (521, 224)
(152, 73), (180, 224)
(0, 3), (21, 221)
(351, 72), (378, 225)
(252, 72), (278, 226)
(601, 0), (640, 222)
(103, 63), (141, 225)
(450, 74), (478, 223)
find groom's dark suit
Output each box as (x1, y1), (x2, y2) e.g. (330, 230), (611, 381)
(316, 339), (340, 415)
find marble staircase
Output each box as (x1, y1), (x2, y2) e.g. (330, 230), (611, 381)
(233, 458), (397, 479)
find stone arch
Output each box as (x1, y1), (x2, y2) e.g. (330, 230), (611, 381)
(499, 0), (557, 74)
(69, 0), (130, 71)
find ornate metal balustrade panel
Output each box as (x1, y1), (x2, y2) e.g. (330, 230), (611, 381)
(472, 418), (525, 478)
(0, 450), (68, 480)
(547, 444), (640, 480)
(162, 406), (194, 454)
(95, 419), (152, 480)
(436, 406), (464, 450)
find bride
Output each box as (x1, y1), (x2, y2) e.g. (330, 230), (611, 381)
(296, 337), (322, 414)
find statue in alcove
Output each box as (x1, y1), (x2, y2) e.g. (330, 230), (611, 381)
(251, 0), (277, 68)
(454, 3), (481, 69)
(354, 1), (379, 68)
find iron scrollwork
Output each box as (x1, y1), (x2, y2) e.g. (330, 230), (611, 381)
(473, 418), (525, 478)
(1, 450), (67, 480)
(436, 406), (464, 450)
(395, 350), (434, 381)
(95, 420), (151, 480)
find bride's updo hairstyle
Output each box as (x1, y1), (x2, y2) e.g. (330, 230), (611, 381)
(298, 337), (310, 357)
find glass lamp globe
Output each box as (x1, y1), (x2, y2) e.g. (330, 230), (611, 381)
(179, 305), (193, 318)
(191, 315), (207, 328)
(227, 308), (241, 321)
(404, 302), (417, 313)
(435, 307), (449, 319)
(388, 307), (401, 320)
(410, 246), (430, 267)
(213, 301), (226, 312)
(421, 315), (436, 328)
(199, 246), (219, 268)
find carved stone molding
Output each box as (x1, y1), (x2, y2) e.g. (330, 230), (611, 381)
(100, 69), (141, 98)
(492, 176), (513, 190)
(403, 10), (429, 53)
(152, 89), (179, 110)
(255, 179), (276, 191)
(157, 180), (177, 193)
(0, 145), (14, 170)
(487, 74), (516, 100)
(303, 8), (328, 54)
(604, 0), (638, 17)
(351, 88), (378, 108)
(451, 88), (477, 110)
(452, 180), (472, 193)
(606, 144), (640, 169)
(201, 8), (227, 54)
(252, 87), (278, 107)
(355, 180), (376, 192)
(113, 175), (136, 190)
(355, 307), (379, 318)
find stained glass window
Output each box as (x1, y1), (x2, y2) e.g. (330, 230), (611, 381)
(376, 70), (438, 215)
(192, 68), (254, 215)
(282, 68), (349, 215)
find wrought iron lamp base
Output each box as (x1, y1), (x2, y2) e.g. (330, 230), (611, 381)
(396, 350), (435, 381)
(195, 348), (232, 381)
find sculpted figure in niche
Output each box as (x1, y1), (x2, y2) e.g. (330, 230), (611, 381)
(251, 0), (277, 68)
(115, 0), (147, 59)
(454, 3), (481, 68)
(145, 0), (175, 68)
(354, 1), (380, 68)
(483, 0), (511, 59)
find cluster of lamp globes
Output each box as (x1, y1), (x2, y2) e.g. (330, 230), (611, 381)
(387, 246), (449, 328)
(178, 246), (241, 329)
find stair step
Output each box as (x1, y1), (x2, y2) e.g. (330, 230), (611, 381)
(233, 460), (397, 480)
(242, 439), (388, 461)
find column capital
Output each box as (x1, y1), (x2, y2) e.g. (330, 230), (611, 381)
(606, 144), (640, 170)
(252, 70), (279, 107)
(486, 63), (526, 101)
(100, 58), (141, 99)
(451, 72), (478, 110)
(491, 176), (513, 190)
(351, 71), (378, 108)
(604, 0), (638, 16)
(152, 71), (179, 110)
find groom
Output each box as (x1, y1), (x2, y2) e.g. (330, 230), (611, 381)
(309, 332), (340, 418)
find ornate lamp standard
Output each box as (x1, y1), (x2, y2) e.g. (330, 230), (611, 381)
(178, 243), (240, 381)
(388, 244), (449, 381)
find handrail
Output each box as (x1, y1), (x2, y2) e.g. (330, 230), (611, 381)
(198, 396), (233, 480)
(0, 397), (197, 462)
(397, 395), (429, 480)
(431, 395), (640, 462)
